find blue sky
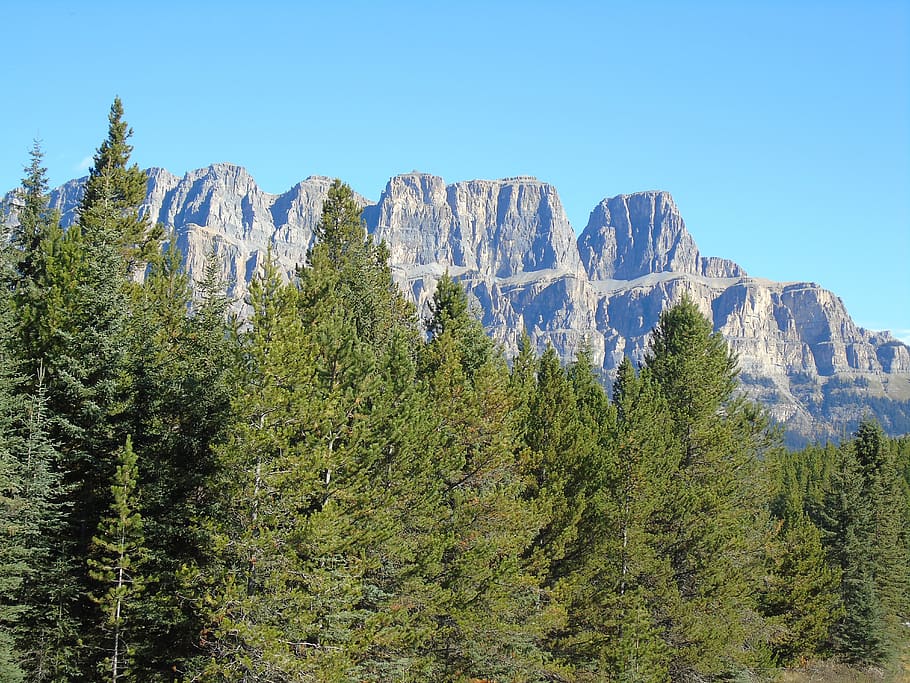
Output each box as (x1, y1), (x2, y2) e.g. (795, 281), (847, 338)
(3, 1), (908, 342)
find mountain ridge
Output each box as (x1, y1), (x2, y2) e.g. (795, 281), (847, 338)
(19, 162), (910, 443)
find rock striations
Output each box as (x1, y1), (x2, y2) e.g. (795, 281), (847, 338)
(41, 163), (910, 444)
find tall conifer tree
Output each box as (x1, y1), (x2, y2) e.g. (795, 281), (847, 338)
(641, 295), (768, 678)
(819, 420), (909, 665)
(3, 143), (80, 681)
(89, 436), (146, 683)
(419, 274), (555, 681)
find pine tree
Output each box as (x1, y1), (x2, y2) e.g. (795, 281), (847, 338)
(556, 357), (676, 681)
(200, 202), (433, 680)
(88, 436), (147, 683)
(641, 295), (769, 678)
(4, 373), (80, 683)
(419, 275), (555, 681)
(303, 179), (417, 353)
(761, 513), (841, 664)
(761, 445), (842, 664)
(199, 258), (332, 680)
(520, 346), (585, 582)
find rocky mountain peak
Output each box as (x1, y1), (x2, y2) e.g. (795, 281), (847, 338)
(363, 173), (584, 279)
(578, 190), (744, 280)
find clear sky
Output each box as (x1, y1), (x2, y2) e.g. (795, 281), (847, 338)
(3, 1), (908, 342)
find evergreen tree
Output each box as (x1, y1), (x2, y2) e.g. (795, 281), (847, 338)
(119, 240), (233, 679)
(304, 179), (417, 353)
(4, 140), (67, 397)
(521, 346), (586, 582)
(79, 97), (162, 273)
(0, 251), (27, 681)
(9, 373), (77, 682)
(4, 99), (162, 679)
(761, 513), (841, 664)
(761, 445), (841, 664)
(3, 143), (80, 681)
(557, 357), (676, 681)
(8, 141), (64, 297)
(419, 275), (555, 681)
(853, 420), (910, 626)
(819, 441), (887, 664)
(88, 436), (147, 683)
(641, 295), (769, 679)
(201, 184), (439, 680)
(819, 420), (909, 665)
(200, 257), (348, 680)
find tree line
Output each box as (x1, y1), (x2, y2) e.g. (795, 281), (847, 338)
(1, 99), (908, 682)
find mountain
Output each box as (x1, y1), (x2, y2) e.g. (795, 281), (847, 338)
(36, 163), (910, 444)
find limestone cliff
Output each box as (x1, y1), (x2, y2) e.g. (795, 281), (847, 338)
(39, 165), (910, 443)
(578, 191), (744, 280)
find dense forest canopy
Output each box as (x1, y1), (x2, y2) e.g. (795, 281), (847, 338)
(1, 100), (908, 682)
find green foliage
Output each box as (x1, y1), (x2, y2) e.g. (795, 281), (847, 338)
(89, 436), (147, 682)
(4, 99), (164, 680)
(303, 179), (417, 353)
(3, 142), (81, 682)
(641, 296), (770, 678)
(0, 278), (27, 683)
(761, 514), (841, 664)
(10, 135), (908, 681)
(423, 272), (492, 380)
(555, 357), (676, 680)
(120, 240), (233, 679)
(819, 442), (888, 664)
(79, 97), (162, 272)
(419, 274), (558, 681)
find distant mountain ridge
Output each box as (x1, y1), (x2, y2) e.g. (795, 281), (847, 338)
(36, 163), (910, 444)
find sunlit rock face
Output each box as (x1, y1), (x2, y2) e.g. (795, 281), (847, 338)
(44, 166), (910, 443)
(365, 173), (585, 278)
(578, 190), (743, 280)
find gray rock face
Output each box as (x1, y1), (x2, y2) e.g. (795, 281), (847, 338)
(39, 165), (910, 443)
(365, 173), (584, 279)
(578, 191), (744, 280)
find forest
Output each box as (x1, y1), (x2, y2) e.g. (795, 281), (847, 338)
(1, 99), (908, 683)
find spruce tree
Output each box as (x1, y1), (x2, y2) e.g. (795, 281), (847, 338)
(119, 240), (233, 679)
(79, 97), (162, 273)
(819, 420), (909, 665)
(3, 143), (80, 681)
(6, 98), (161, 679)
(0, 250), (27, 682)
(9, 141), (64, 297)
(819, 441), (887, 664)
(853, 420), (910, 626)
